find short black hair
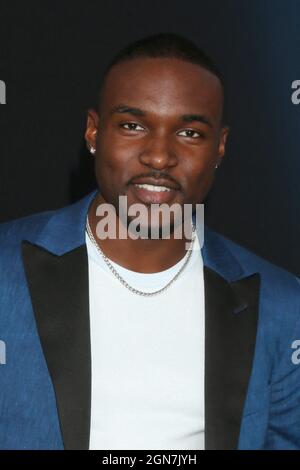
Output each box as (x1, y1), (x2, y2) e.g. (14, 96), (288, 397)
(97, 32), (224, 116)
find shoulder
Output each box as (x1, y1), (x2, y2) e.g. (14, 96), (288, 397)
(206, 226), (299, 290)
(0, 210), (55, 249)
(206, 228), (300, 373)
(0, 191), (96, 259)
(205, 227), (300, 337)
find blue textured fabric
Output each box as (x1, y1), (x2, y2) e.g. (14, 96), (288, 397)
(0, 190), (300, 449)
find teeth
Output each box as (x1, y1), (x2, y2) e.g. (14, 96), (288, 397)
(134, 184), (172, 192)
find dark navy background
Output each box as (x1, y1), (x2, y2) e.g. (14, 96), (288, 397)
(0, 0), (299, 275)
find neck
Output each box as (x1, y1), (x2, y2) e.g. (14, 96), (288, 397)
(87, 192), (193, 274)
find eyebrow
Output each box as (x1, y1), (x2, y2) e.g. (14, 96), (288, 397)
(110, 104), (213, 128)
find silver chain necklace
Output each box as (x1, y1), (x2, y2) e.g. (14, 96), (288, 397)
(86, 216), (196, 297)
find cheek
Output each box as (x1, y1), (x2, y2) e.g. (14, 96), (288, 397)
(94, 142), (135, 192)
(183, 159), (216, 202)
(95, 136), (123, 175)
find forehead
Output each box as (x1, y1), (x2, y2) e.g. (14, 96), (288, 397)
(101, 57), (223, 123)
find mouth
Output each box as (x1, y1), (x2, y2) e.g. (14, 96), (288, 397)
(130, 183), (179, 204)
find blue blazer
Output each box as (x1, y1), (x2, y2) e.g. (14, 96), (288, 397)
(0, 190), (300, 450)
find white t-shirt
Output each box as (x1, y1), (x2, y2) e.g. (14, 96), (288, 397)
(86, 230), (205, 450)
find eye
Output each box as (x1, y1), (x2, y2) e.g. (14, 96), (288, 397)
(177, 129), (204, 139)
(120, 122), (145, 132)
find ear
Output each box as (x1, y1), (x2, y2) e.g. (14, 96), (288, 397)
(216, 126), (230, 166)
(85, 109), (100, 151)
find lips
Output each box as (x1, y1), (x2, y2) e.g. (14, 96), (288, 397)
(130, 182), (179, 204)
(134, 183), (172, 192)
(130, 177), (180, 191)
(129, 176), (181, 204)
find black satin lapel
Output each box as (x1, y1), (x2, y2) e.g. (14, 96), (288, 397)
(21, 241), (91, 450)
(204, 266), (260, 450)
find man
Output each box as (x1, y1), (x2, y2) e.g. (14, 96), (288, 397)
(0, 33), (300, 450)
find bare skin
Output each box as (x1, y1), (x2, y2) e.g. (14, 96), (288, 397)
(85, 57), (229, 273)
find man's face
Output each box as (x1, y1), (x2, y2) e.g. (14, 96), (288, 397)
(86, 57), (229, 231)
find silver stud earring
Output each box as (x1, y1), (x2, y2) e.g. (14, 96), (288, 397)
(88, 145), (96, 155)
(215, 164), (219, 169)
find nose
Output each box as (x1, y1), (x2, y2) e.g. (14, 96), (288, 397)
(138, 133), (178, 170)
